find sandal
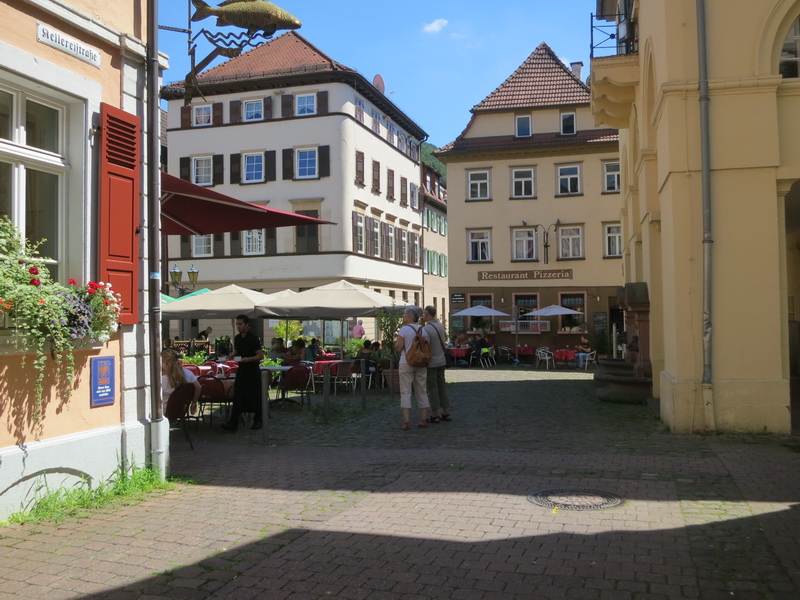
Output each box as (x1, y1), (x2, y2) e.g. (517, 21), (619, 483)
(401, 422), (410, 431)
(417, 420), (428, 428)
(440, 413), (452, 421)
(427, 416), (440, 424)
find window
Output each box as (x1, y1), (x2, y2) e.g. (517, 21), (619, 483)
(425, 172), (432, 192)
(557, 164), (581, 195)
(295, 209), (319, 253)
(371, 110), (381, 134)
(604, 223), (622, 257)
(468, 230), (491, 262)
(410, 183), (419, 209)
(387, 123), (396, 145)
(468, 295), (493, 331)
(400, 229), (408, 262)
(468, 170), (490, 200)
(355, 97), (365, 123)
(243, 229), (265, 254)
(513, 228), (537, 261)
(189, 156), (212, 186)
(559, 293), (586, 329)
(370, 218), (380, 257)
(781, 17), (800, 78)
(242, 152), (264, 183)
(558, 226), (583, 259)
(355, 213), (365, 253)
(192, 104), (212, 127)
(604, 161), (620, 193)
(515, 294), (539, 319)
(511, 168), (535, 198)
(296, 93), (316, 116)
(429, 210), (439, 232)
(387, 224), (395, 260)
(355, 150), (365, 185)
(243, 99), (263, 121)
(561, 112), (576, 135)
(387, 169), (395, 200)
(0, 86), (68, 276)
(516, 115), (531, 137)
(400, 177), (408, 205)
(296, 147), (318, 179)
(192, 234), (212, 257)
(398, 134), (406, 153)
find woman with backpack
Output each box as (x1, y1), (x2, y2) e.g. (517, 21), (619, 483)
(394, 306), (431, 430)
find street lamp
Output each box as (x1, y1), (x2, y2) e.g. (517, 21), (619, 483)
(531, 219), (560, 264)
(169, 263), (199, 296)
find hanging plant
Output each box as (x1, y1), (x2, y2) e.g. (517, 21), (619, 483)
(0, 216), (122, 420)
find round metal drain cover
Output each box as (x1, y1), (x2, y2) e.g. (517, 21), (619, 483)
(527, 488), (625, 511)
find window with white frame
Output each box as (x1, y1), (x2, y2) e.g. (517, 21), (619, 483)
(604, 223), (622, 257)
(511, 168), (535, 198)
(414, 235), (422, 266)
(243, 229), (265, 254)
(371, 110), (381, 134)
(397, 134), (406, 152)
(410, 183), (419, 209)
(192, 156), (213, 186)
(400, 229), (408, 262)
(561, 112), (576, 135)
(387, 123), (396, 145)
(440, 254), (448, 276)
(515, 114), (531, 137)
(242, 152), (264, 183)
(557, 164), (581, 195)
(355, 213), (364, 253)
(558, 226), (583, 259)
(468, 230), (491, 262)
(430, 210), (439, 233)
(780, 16), (800, 78)
(192, 104), (212, 127)
(0, 85), (67, 277)
(192, 234), (213, 257)
(296, 93), (316, 116)
(243, 99), (263, 121)
(387, 224), (395, 260)
(354, 97), (365, 123)
(370, 218), (380, 257)
(467, 170), (490, 200)
(604, 161), (620, 193)
(296, 147), (318, 179)
(513, 228), (537, 261)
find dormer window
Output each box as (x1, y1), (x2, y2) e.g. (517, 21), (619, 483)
(192, 104), (212, 127)
(515, 115), (531, 137)
(561, 112), (576, 135)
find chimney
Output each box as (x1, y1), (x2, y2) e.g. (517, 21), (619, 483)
(570, 61), (583, 80)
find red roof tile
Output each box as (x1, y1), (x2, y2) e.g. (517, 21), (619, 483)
(472, 42), (589, 112)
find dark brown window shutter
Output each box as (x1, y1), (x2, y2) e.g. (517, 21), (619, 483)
(180, 235), (190, 257)
(281, 94), (293, 118)
(230, 153), (241, 184)
(98, 102), (141, 325)
(179, 156), (190, 181)
(264, 96), (273, 119)
(372, 160), (380, 193)
(352, 211), (360, 252)
(319, 145), (330, 178)
(230, 100), (242, 123)
(212, 102), (224, 125)
(317, 91), (328, 114)
(230, 231), (241, 256)
(387, 169), (395, 200)
(381, 222), (389, 257)
(395, 227), (402, 263)
(355, 150), (364, 185)
(282, 148), (294, 180)
(265, 228), (277, 254)
(180, 106), (191, 129)
(213, 154), (224, 185)
(265, 150), (277, 181)
(400, 177), (408, 205)
(365, 216), (374, 256)
(214, 233), (224, 255)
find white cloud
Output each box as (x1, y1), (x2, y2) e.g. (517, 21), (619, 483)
(422, 18), (448, 34)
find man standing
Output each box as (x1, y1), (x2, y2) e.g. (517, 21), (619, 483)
(222, 314), (264, 431)
(351, 319), (365, 339)
(422, 305), (451, 422)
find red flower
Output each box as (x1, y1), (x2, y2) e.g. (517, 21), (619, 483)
(87, 288), (96, 294)
(28, 266), (39, 275)
(103, 300), (110, 306)
(68, 278), (77, 286)
(30, 278), (41, 286)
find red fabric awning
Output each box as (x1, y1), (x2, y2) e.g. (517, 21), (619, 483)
(160, 172), (330, 235)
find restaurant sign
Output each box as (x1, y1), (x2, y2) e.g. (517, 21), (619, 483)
(37, 23), (101, 68)
(478, 269), (573, 281)
(451, 293), (466, 304)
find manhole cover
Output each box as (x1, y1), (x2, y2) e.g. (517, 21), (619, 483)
(527, 488), (625, 511)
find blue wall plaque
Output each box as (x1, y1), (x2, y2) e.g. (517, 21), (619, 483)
(90, 356), (115, 407)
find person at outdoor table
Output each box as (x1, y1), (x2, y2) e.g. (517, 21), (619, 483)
(358, 339), (373, 358)
(222, 314), (264, 432)
(306, 338), (323, 360)
(266, 337), (286, 360)
(423, 305), (451, 423)
(284, 339), (306, 364)
(161, 348), (201, 414)
(575, 333), (593, 369)
(351, 319), (365, 339)
(394, 307), (430, 430)
(454, 333), (469, 347)
(196, 326), (212, 340)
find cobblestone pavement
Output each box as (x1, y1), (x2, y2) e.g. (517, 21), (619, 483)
(2, 366), (800, 599)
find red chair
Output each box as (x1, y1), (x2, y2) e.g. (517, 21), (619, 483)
(164, 383), (196, 450)
(224, 360), (239, 375)
(202, 361), (219, 376)
(198, 375), (230, 425)
(278, 364), (313, 406)
(183, 364), (201, 376)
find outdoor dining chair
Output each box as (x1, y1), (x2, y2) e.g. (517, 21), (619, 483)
(583, 351), (598, 371)
(535, 348), (555, 370)
(278, 364), (313, 407)
(197, 375), (230, 425)
(164, 383), (196, 450)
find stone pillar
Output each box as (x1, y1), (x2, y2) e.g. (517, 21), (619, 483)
(624, 283), (651, 378)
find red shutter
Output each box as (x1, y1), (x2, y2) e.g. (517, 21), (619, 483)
(98, 102), (141, 325)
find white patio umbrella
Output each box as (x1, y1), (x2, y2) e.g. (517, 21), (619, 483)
(523, 304), (583, 317)
(161, 284), (296, 319)
(451, 305), (510, 317)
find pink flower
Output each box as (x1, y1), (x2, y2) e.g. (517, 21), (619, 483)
(28, 266), (39, 275)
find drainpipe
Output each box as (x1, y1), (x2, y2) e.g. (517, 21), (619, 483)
(147, 0), (168, 475)
(696, 0), (715, 433)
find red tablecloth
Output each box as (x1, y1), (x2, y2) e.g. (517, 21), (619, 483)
(513, 346), (535, 356)
(318, 353), (339, 360)
(553, 349), (577, 362)
(312, 360), (339, 375)
(449, 347), (470, 358)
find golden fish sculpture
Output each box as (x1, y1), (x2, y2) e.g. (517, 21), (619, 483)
(191, 0), (302, 37)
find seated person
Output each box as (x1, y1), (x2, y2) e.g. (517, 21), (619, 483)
(454, 333), (469, 347)
(284, 339), (306, 364)
(358, 339), (373, 358)
(266, 337), (286, 360)
(307, 338), (323, 360)
(575, 334), (593, 369)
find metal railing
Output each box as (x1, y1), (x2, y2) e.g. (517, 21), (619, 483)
(590, 13), (638, 59)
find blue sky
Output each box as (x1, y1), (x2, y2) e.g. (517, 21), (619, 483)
(158, 0), (598, 147)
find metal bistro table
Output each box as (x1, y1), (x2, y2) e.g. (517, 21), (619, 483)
(258, 366), (293, 445)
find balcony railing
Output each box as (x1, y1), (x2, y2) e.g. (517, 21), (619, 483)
(591, 13), (638, 58)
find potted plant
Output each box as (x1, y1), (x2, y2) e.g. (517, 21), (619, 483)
(373, 306), (404, 388)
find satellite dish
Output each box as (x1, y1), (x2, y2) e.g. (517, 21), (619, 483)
(373, 74), (385, 94)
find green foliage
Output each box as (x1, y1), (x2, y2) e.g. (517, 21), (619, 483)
(273, 320), (303, 342)
(260, 355), (283, 367)
(373, 306), (403, 364)
(0, 216), (122, 417)
(3, 464), (174, 525)
(182, 353), (209, 365)
(421, 142), (447, 184)
(343, 337), (365, 358)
